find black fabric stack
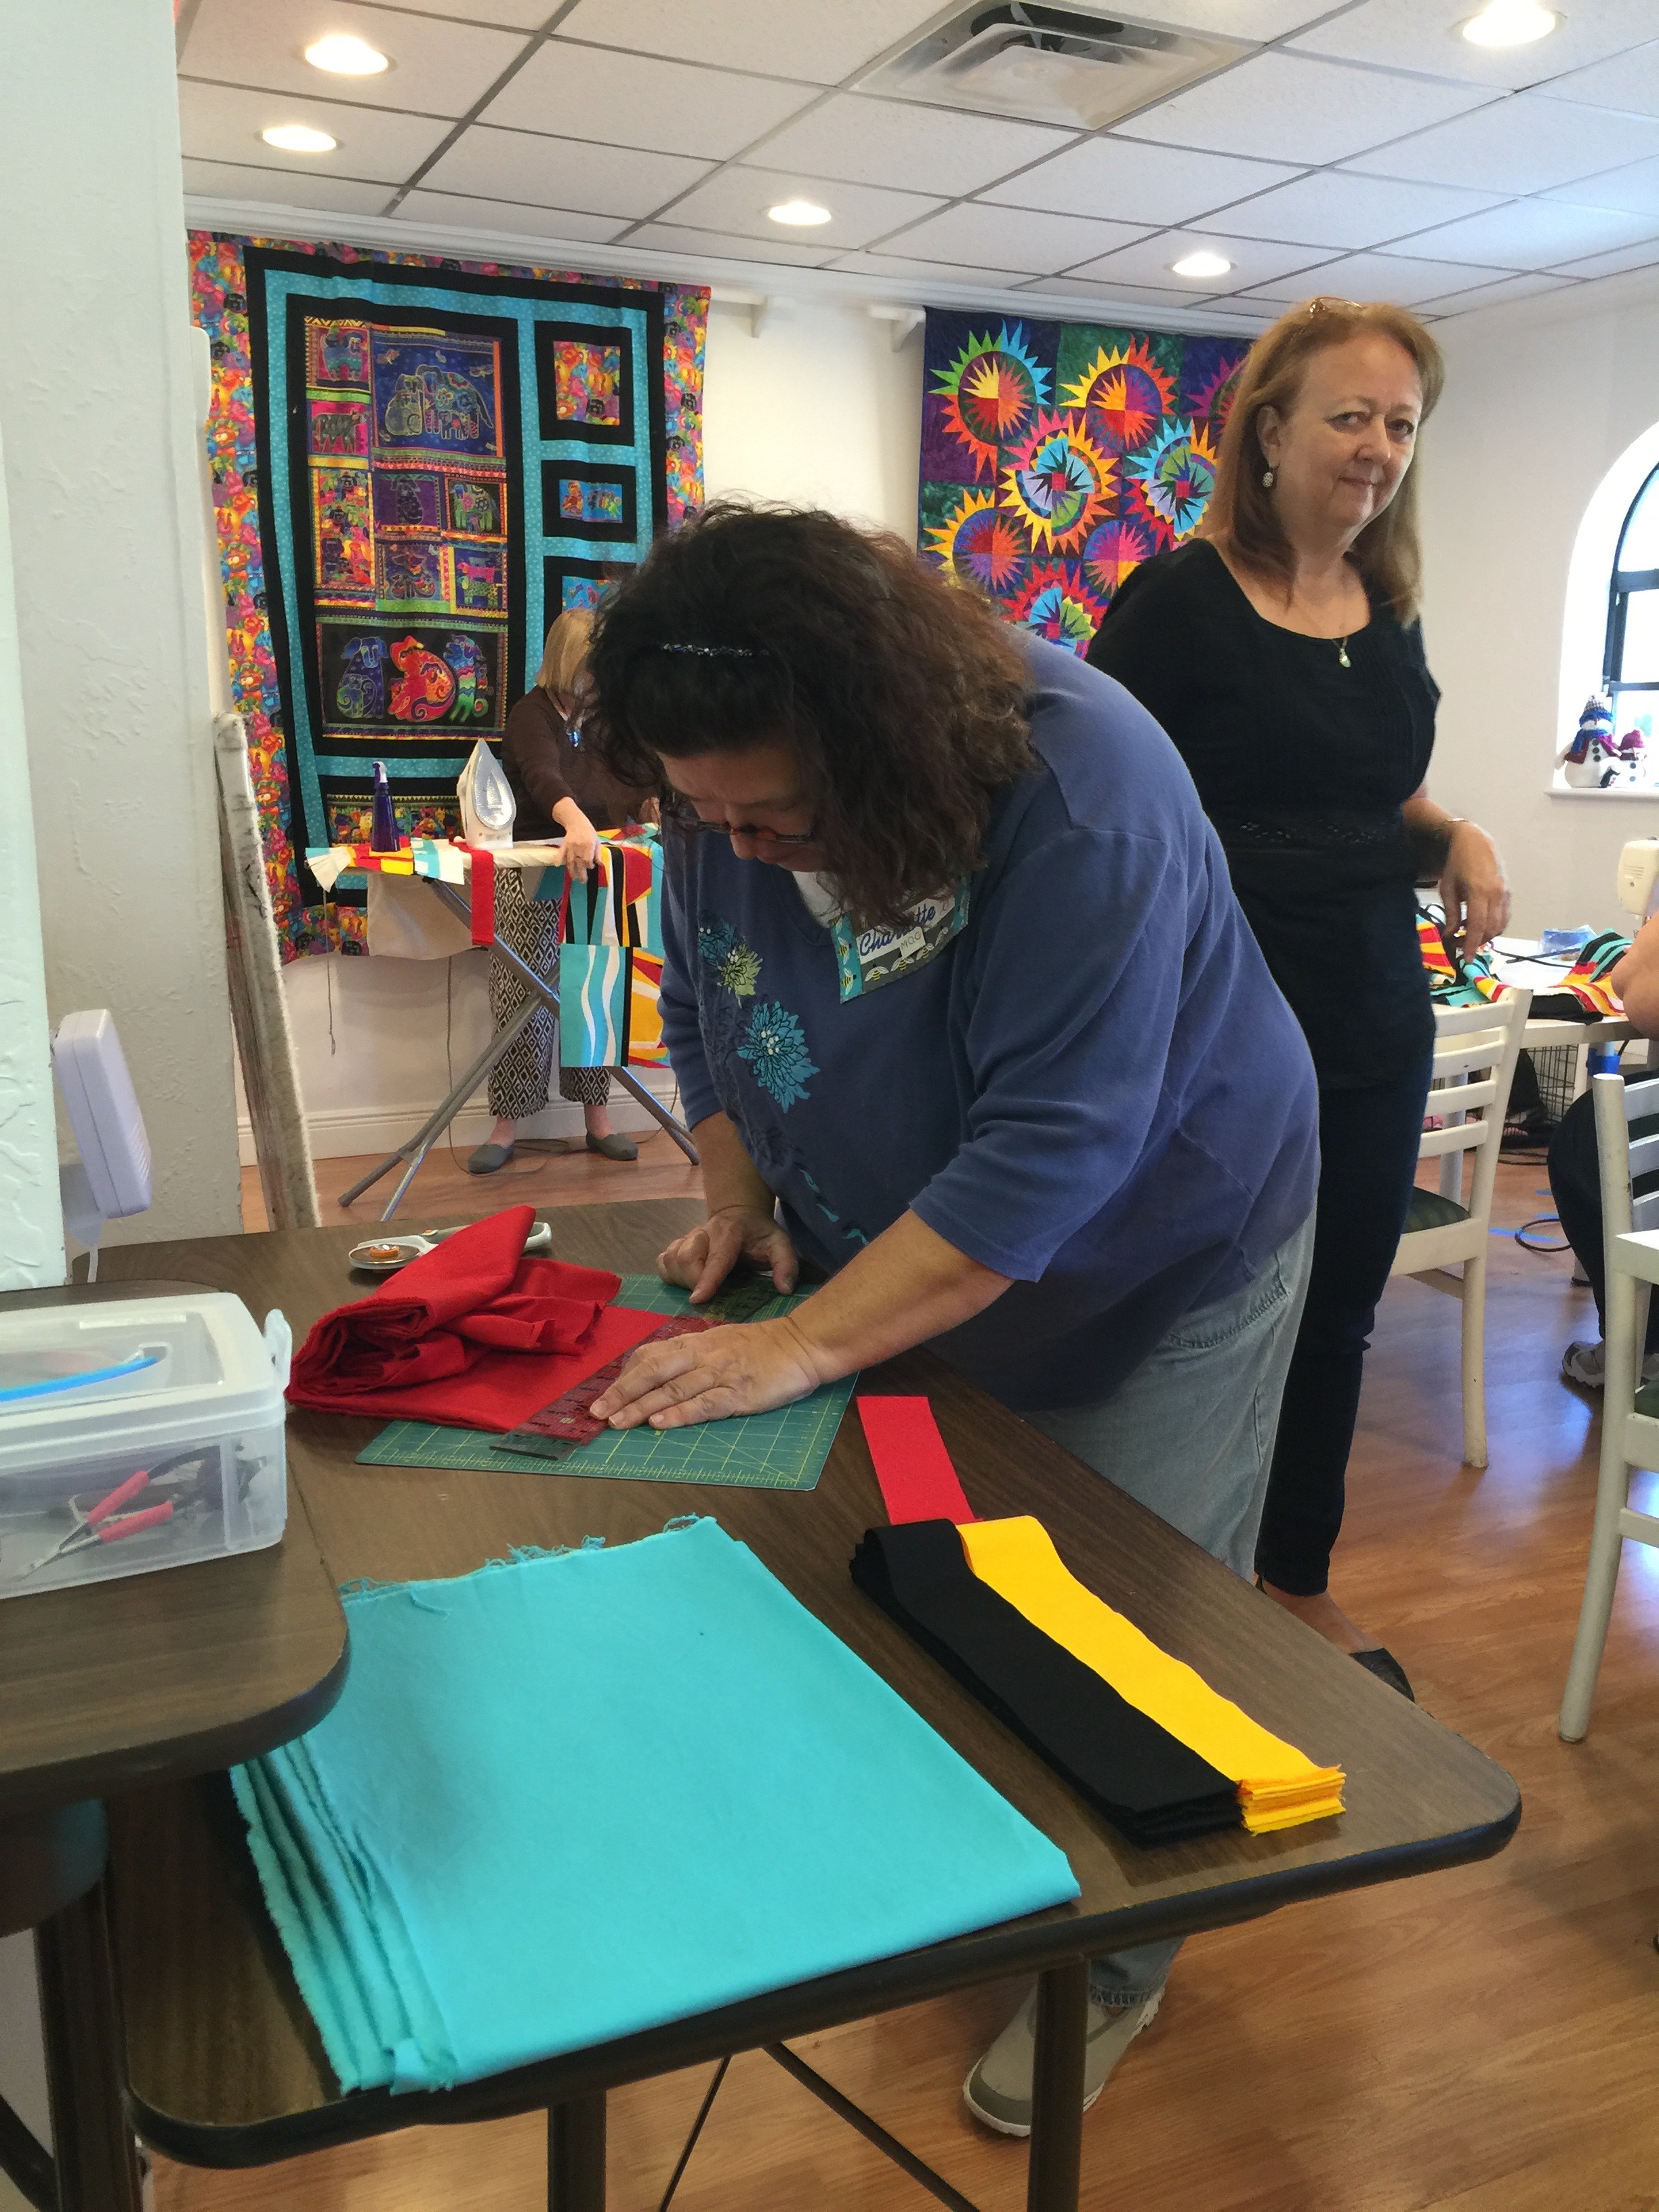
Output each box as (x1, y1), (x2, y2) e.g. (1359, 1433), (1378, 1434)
(851, 1521), (1242, 1851)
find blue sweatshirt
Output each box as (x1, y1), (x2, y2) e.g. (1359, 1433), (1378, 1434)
(658, 636), (1319, 1410)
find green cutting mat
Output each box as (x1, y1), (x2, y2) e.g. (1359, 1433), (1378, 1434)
(354, 1277), (855, 1490)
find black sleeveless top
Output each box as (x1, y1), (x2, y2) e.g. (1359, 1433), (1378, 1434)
(1087, 539), (1438, 1088)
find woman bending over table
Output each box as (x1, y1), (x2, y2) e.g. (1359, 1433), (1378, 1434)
(580, 501), (1319, 2137)
(1088, 297), (1510, 1700)
(468, 610), (654, 1174)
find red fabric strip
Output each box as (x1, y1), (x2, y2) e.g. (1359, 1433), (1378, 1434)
(465, 844), (497, 946)
(857, 1396), (976, 1525)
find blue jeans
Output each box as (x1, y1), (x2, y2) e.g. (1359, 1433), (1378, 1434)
(1024, 1210), (1315, 2007)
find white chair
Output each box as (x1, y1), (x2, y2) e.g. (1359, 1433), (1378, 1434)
(1558, 1067), (1659, 1741)
(1389, 991), (1532, 1471)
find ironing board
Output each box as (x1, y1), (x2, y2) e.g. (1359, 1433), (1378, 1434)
(321, 846), (698, 1218)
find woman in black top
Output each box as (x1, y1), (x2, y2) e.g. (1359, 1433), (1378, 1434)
(1089, 298), (1509, 1696)
(467, 610), (656, 1173)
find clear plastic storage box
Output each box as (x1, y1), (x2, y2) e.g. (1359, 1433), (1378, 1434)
(0, 1293), (289, 1599)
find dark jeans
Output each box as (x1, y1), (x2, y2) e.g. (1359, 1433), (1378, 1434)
(1547, 1083), (1659, 1352)
(1254, 1050), (1435, 1597)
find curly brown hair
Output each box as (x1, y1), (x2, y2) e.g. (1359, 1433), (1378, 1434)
(1202, 297), (1445, 622)
(583, 502), (1035, 927)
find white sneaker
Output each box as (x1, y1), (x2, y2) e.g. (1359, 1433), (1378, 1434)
(962, 1984), (1162, 2137)
(1560, 1340), (1659, 1389)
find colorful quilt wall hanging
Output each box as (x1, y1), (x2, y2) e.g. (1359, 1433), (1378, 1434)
(190, 231), (707, 958)
(918, 311), (1250, 654)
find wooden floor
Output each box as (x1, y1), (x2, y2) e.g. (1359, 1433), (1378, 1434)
(239, 1126), (705, 1231)
(171, 1154), (1659, 2212)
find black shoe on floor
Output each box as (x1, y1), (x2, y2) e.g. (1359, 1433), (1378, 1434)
(1351, 1645), (1415, 1701)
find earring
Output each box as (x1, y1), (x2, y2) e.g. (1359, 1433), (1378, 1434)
(1262, 467), (1275, 489)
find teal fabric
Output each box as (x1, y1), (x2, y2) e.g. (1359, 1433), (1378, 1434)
(231, 1518), (1078, 2093)
(1404, 1187), (1469, 1233)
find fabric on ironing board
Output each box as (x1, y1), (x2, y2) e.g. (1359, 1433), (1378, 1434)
(851, 1521), (1242, 1849)
(857, 1395), (977, 1524)
(957, 1518), (1345, 1832)
(231, 1517), (1080, 2093)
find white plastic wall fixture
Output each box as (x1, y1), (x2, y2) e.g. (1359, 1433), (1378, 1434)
(51, 1010), (152, 1221)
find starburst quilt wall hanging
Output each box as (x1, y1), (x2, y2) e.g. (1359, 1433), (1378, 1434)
(919, 314), (1250, 653)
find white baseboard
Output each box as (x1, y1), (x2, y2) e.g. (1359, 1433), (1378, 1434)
(238, 1070), (684, 1164)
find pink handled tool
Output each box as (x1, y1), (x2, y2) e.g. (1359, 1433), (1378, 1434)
(21, 1471), (173, 1578)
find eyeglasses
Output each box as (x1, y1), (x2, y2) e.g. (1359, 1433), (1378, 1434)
(662, 800), (818, 846)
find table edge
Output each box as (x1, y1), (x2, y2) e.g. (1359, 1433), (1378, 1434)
(127, 1784), (1519, 2168)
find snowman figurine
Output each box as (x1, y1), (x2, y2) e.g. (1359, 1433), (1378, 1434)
(1560, 693), (1618, 787)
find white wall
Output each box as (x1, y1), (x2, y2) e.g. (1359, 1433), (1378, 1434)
(1420, 269), (1659, 937)
(260, 292), (926, 1160)
(0, 426), (64, 1291)
(0, 0), (241, 1245)
(705, 295), (924, 531)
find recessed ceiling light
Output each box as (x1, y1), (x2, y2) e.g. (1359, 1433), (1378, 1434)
(1172, 249), (1233, 279)
(1462, 0), (1557, 46)
(304, 33), (388, 75)
(767, 199), (833, 228)
(262, 123), (338, 153)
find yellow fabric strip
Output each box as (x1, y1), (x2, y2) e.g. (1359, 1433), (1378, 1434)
(957, 1518), (1344, 1834)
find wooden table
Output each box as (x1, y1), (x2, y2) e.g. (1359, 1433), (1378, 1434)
(0, 1281), (349, 2212)
(48, 1206), (1518, 2212)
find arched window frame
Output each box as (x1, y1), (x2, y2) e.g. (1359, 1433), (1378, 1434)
(1557, 420), (1659, 795)
(1605, 463), (1659, 740)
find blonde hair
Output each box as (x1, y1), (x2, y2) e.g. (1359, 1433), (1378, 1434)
(1200, 296), (1446, 623)
(537, 609), (592, 698)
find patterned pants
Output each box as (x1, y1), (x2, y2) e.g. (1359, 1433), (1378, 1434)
(487, 867), (612, 1120)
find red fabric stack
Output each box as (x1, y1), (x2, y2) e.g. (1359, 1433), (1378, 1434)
(286, 1206), (662, 1431)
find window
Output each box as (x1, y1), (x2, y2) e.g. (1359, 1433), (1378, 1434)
(1605, 464), (1659, 758)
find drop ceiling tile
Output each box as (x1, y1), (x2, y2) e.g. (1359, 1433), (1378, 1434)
(874, 203), (1151, 274)
(1289, 0), (1659, 91)
(656, 165), (943, 250)
(821, 250), (1042, 285)
(180, 0), (525, 119)
(353, 0), (550, 24)
(481, 42), (817, 161)
(1207, 170), (1505, 248)
(1112, 52), (1495, 165)
(422, 125), (713, 219)
(1235, 247), (1515, 304)
(1514, 35), (1659, 116)
(615, 222), (842, 268)
(1068, 231), (1335, 291)
(1346, 94), (1659, 192)
(177, 79), (451, 180)
(1547, 238), (1659, 279)
(740, 93), (1076, 197)
(1388, 200), (1659, 268)
(552, 0), (945, 87)
(1546, 155), (1659, 218)
(388, 192), (631, 245)
(981, 138), (1301, 226)
(1017, 275), (1241, 310)
(1411, 270), (1576, 311)
(181, 157), (396, 213)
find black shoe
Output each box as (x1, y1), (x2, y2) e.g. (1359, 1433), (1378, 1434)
(1351, 1646), (1415, 1700)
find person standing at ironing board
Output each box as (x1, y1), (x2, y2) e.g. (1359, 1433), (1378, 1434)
(468, 609), (655, 1173)
(580, 503), (1321, 2138)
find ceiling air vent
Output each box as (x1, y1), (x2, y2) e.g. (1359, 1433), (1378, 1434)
(858, 2), (1252, 130)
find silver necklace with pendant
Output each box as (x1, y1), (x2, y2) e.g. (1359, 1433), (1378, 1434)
(1334, 636), (1352, 668)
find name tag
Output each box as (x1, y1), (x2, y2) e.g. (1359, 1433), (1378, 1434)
(831, 885), (970, 1000)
